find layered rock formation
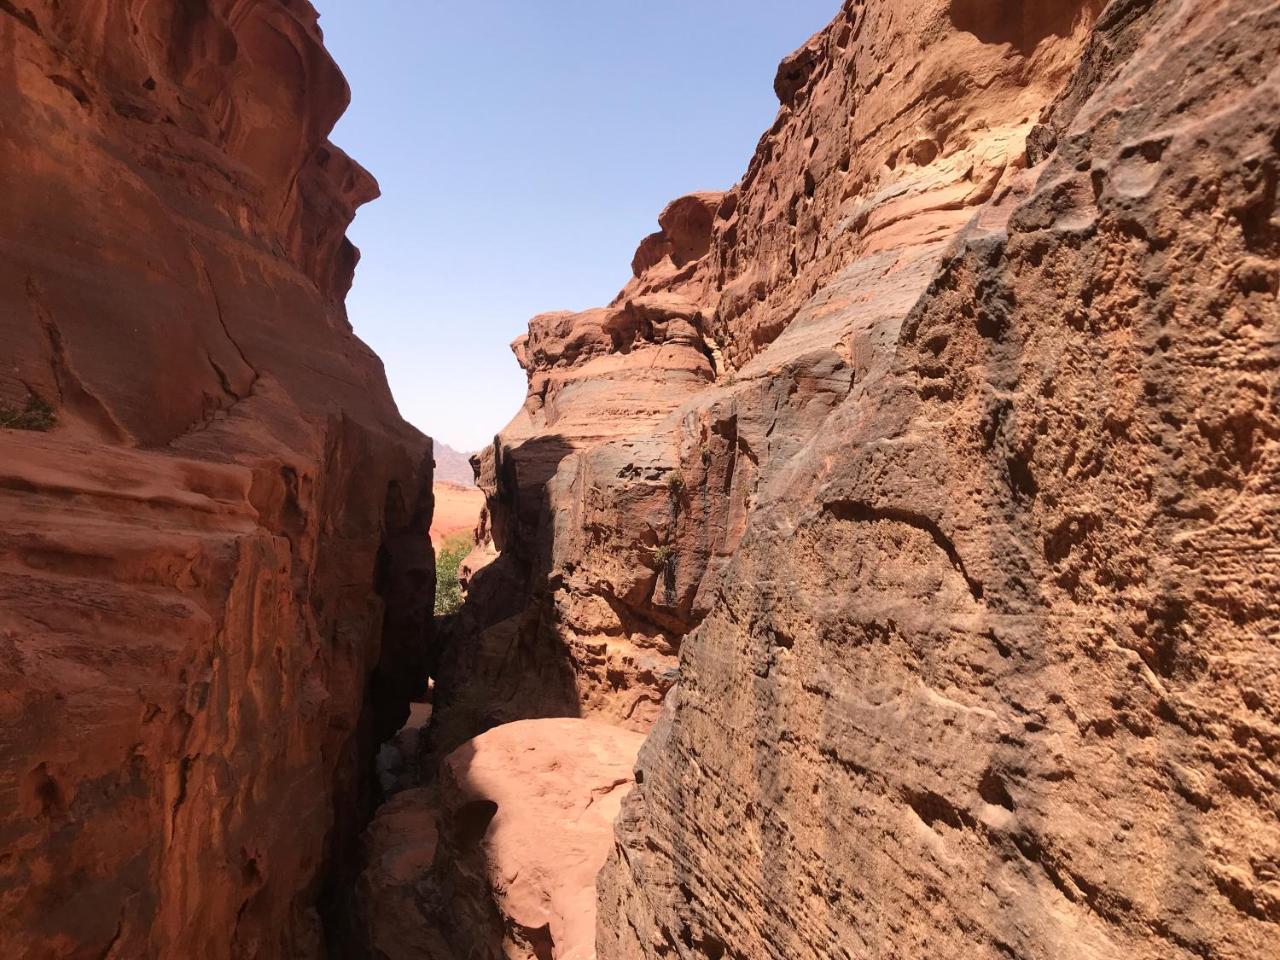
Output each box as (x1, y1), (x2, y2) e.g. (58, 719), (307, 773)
(0, 3), (431, 957)
(434, 0), (1279, 957)
(9, 0), (1273, 956)
(449, 0), (1118, 746)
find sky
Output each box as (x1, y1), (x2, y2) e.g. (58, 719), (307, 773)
(321, 1), (839, 452)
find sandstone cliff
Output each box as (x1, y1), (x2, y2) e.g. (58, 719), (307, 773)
(431, 0), (1278, 957)
(447, 0), (1117, 747)
(0, 3), (431, 957)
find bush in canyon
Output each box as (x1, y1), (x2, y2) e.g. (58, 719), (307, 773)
(0, 395), (56, 432)
(434, 533), (470, 616)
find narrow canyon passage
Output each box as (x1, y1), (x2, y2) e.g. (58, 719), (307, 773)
(1, 0), (1277, 959)
(352, 2), (1280, 957)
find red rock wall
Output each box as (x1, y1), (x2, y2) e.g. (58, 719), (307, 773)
(447, 0), (1106, 745)
(0, 3), (432, 957)
(435, 0), (1278, 957)
(599, 1), (1280, 957)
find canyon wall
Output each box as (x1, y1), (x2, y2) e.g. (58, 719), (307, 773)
(0, 3), (431, 957)
(448, 0), (1114, 748)
(438, 0), (1279, 957)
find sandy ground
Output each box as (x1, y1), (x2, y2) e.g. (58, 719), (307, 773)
(430, 482), (484, 548)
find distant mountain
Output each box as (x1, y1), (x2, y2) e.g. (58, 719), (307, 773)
(433, 441), (477, 487)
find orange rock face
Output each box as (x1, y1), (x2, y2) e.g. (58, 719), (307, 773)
(449, 0), (1118, 748)
(433, 0), (1280, 957)
(0, 3), (431, 958)
(597, 2), (1280, 958)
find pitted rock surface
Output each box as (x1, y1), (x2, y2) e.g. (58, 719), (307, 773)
(428, 1), (1280, 958)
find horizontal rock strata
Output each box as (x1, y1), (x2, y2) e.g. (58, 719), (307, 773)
(0, 3), (431, 957)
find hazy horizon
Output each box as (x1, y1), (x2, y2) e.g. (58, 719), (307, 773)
(322, 0), (838, 452)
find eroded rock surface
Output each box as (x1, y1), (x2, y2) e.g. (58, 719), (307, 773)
(358, 718), (643, 960)
(599, 2), (1280, 958)
(443, 0), (1112, 751)
(432, 0), (1277, 958)
(0, 3), (431, 957)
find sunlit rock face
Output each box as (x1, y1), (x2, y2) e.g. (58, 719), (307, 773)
(598, 1), (1280, 958)
(446, 0), (1112, 751)
(0, 3), (432, 957)
(359, 718), (643, 960)
(425, 0), (1279, 957)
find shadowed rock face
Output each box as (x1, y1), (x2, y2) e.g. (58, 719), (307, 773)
(426, 0), (1279, 957)
(0, 3), (432, 958)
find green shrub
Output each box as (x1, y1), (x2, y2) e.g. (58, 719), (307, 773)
(650, 544), (677, 605)
(0, 395), (56, 432)
(434, 533), (471, 616)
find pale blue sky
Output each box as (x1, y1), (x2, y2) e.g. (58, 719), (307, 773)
(322, 1), (838, 452)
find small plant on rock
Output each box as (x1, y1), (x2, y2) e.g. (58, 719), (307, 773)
(0, 395), (56, 432)
(665, 470), (685, 497)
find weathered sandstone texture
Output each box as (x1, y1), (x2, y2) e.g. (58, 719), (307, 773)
(434, 0), (1278, 958)
(358, 718), (643, 960)
(599, 1), (1280, 958)
(446, 0), (1118, 748)
(0, 3), (431, 957)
